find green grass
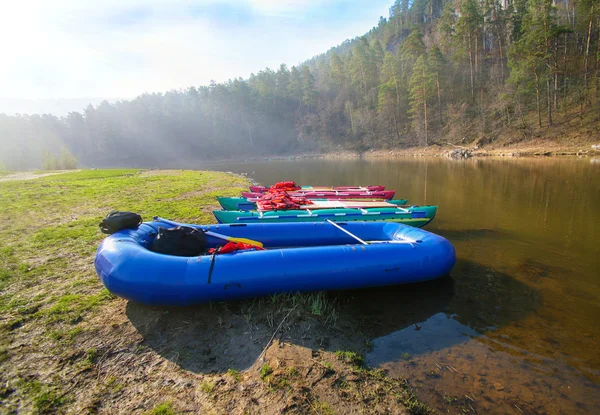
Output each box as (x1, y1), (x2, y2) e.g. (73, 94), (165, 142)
(52, 326), (83, 342)
(16, 378), (66, 414)
(227, 368), (242, 382)
(259, 364), (292, 391)
(401, 393), (431, 415)
(260, 363), (273, 381)
(105, 376), (125, 392)
(145, 402), (178, 415)
(335, 350), (365, 368)
(311, 399), (335, 415)
(0, 169), (250, 412)
(266, 291), (340, 324)
(86, 348), (98, 364)
(321, 361), (334, 371)
(199, 380), (215, 394)
(0, 169), (247, 320)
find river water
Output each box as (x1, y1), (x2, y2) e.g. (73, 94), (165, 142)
(203, 157), (600, 414)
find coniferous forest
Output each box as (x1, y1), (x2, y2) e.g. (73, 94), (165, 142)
(1, 0), (599, 170)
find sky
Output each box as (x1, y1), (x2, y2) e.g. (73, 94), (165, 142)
(0, 0), (391, 114)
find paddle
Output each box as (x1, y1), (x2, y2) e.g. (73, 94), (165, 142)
(205, 230), (264, 248)
(153, 216), (264, 248)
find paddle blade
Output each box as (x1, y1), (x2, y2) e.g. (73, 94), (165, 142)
(228, 237), (264, 248)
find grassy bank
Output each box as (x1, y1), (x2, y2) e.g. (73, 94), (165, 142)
(0, 169), (431, 414)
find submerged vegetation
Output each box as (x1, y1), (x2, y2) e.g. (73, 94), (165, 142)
(1, 0), (599, 170)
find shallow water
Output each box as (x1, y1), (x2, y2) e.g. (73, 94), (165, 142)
(202, 157), (600, 414)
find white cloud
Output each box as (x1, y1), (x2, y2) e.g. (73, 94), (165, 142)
(0, 0), (390, 102)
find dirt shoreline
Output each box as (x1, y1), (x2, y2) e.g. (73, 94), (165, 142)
(0, 169), (81, 182)
(197, 141), (600, 165)
(331, 143), (598, 159)
(349, 140), (599, 159)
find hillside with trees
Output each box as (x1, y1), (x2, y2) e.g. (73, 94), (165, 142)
(1, 0), (599, 170)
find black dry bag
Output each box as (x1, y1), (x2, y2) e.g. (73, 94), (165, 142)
(99, 211), (143, 234)
(150, 226), (208, 257)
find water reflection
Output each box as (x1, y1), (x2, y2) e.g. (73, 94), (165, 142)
(447, 259), (541, 333)
(367, 312), (477, 365)
(200, 157), (600, 413)
(365, 259), (540, 361)
(337, 275), (455, 339)
(363, 258), (598, 414)
(433, 227), (515, 242)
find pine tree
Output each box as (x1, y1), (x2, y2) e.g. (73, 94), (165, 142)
(456, 0), (483, 101)
(578, 0), (600, 101)
(288, 66), (303, 104)
(381, 52), (403, 107)
(276, 64), (290, 101)
(409, 55), (435, 145)
(378, 52), (404, 142)
(350, 37), (378, 96)
(400, 28), (426, 71)
(428, 46), (447, 125)
(369, 39), (386, 73)
(508, 0), (562, 127)
(439, 2), (457, 53)
(301, 66), (318, 110)
(330, 53), (348, 96)
(485, 0), (508, 80)
(254, 68), (276, 107)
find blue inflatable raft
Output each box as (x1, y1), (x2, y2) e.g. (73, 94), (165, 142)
(95, 218), (456, 306)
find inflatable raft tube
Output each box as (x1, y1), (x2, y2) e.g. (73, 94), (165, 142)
(94, 219), (455, 306)
(249, 185), (386, 193)
(213, 205), (437, 227)
(241, 190), (396, 200)
(217, 197), (409, 211)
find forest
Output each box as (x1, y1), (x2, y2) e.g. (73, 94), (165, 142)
(1, 0), (599, 170)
